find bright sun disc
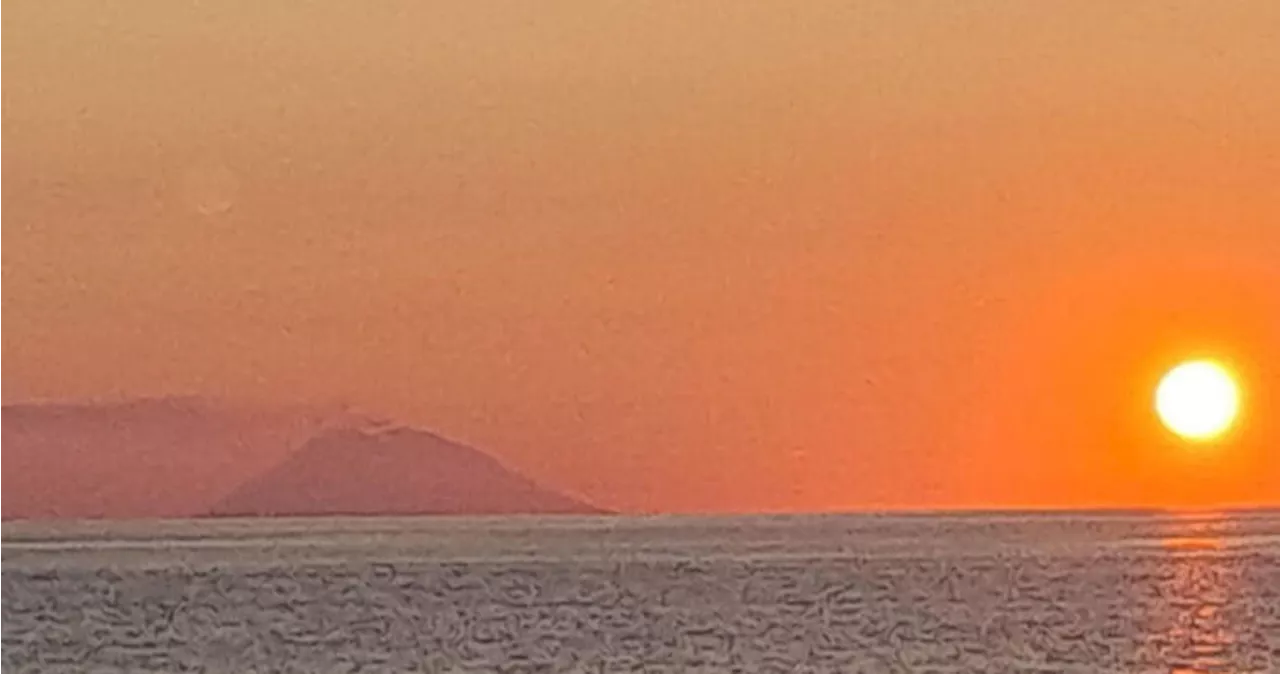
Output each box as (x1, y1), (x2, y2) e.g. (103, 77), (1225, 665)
(1154, 360), (1240, 441)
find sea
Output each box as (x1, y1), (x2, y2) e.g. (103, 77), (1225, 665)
(3, 511), (1279, 673)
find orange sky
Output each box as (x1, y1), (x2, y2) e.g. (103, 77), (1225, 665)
(5, 2), (1280, 512)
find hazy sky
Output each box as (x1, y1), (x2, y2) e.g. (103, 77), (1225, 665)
(5, 2), (1280, 512)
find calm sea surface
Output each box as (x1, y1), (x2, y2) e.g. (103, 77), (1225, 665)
(4, 511), (1280, 673)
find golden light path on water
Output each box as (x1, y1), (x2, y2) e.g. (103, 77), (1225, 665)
(1157, 512), (1242, 674)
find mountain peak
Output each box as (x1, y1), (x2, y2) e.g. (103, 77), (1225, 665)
(211, 425), (601, 517)
(2, 399), (602, 520)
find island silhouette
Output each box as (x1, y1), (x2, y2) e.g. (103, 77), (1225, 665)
(2, 398), (602, 520)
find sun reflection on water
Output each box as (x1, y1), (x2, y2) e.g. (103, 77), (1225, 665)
(1154, 512), (1242, 674)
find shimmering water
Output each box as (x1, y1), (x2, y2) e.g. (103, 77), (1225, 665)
(4, 511), (1280, 673)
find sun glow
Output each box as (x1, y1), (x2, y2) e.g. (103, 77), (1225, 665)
(1154, 360), (1241, 442)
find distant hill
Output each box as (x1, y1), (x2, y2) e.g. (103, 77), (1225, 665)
(2, 398), (601, 520)
(211, 426), (601, 517)
(1, 398), (320, 520)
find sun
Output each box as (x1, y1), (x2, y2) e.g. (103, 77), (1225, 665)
(1154, 359), (1241, 441)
